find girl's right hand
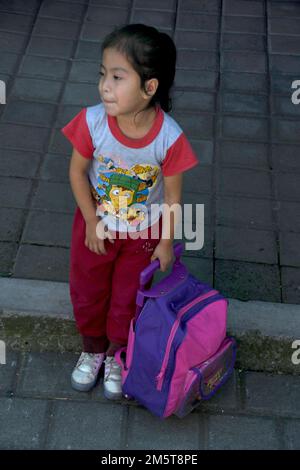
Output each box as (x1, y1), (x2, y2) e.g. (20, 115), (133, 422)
(85, 218), (114, 255)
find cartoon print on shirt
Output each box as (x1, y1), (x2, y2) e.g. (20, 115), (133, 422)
(93, 155), (160, 227)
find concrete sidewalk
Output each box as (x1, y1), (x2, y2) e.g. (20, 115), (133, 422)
(0, 0), (300, 451)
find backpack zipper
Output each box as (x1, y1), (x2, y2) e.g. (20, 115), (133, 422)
(156, 290), (219, 391)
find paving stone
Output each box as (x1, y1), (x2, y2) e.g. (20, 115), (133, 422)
(13, 244), (70, 281)
(199, 370), (240, 412)
(0, 176), (33, 209)
(223, 16), (265, 34)
(18, 352), (85, 399)
(0, 123), (50, 152)
(177, 50), (218, 71)
(0, 52), (20, 74)
(215, 226), (278, 264)
(27, 36), (75, 59)
(175, 31), (218, 50)
(208, 415), (279, 450)
(272, 144), (300, 171)
(86, 5), (129, 25)
(0, 351), (19, 394)
(215, 259), (281, 302)
(182, 191), (213, 226)
(0, 0), (40, 14)
(218, 141), (269, 169)
(284, 420), (300, 450)
(33, 17), (81, 40)
(223, 33), (265, 52)
(269, 2), (300, 18)
(0, 149), (41, 178)
(223, 0), (264, 16)
(0, 398), (48, 449)
(281, 267), (300, 304)
(220, 72), (268, 93)
(270, 73), (298, 96)
(0, 31), (28, 53)
(177, 12), (219, 31)
(127, 407), (204, 450)
(55, 105), (82, 128)
(273, 95), (300, 118)
(173, 90), (215, 113)
(40, 0), (86, 21)
(0, 242), (18, 276)
(0, 207), (26, 242)
(11, 77), (63, 102)
(179, 224), (213, 260)
(90, 0), (131, 6)
(221, 92), (268, 116)
(69, 60), (100, 83)
(49, 128), (73, 155)
(180, 256), (213, 285)
(244, 372), (300, 418)
(132, 9), (174, 28)
(278, 201), (300, 232)
(75, 40), (102, 60)
(62, 82), (99, 105)
(22, 210), (72, 247)
(269, 17), (300, 35)
(135, 0), (175, 8)
(179, 0), (220, 13)
(216, 196), (274, 230)
(270, 54), (300, 74)
(0, 12), (34, 33)
(272, 118), (300, 143)
(46, 401), (124, 449)
(31, 181), (76, 213)
(19, 55), (69, 80)
(174, 69), (218, 90)
(221, 116), (268, 141)
(2, 100), (56, 127)
(171, 112), (214, 139)
(182, 164), (212, 193)
(274, 172), (300, 202)
(217, 167), (272, 198)
(222, 51), (267, 73)
(189, 139), (214, 166)
(270, 35), (300, 55)
(80, 22), (115, 42)
(39, 153), (70, 182)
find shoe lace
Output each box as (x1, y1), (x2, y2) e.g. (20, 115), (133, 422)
(104, 357), (121, 382)
(78, 352), (103, 372)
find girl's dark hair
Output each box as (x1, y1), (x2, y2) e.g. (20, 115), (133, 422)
(101, 24), (177, 113)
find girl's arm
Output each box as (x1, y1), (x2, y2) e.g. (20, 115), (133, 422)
(69, 147), (114, 255)
(151, 173), (182, 271)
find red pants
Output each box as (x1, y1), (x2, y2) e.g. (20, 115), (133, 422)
(69, 207), (162, 353)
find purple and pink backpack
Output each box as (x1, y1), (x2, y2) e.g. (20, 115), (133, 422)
(115, 242), (236, 418)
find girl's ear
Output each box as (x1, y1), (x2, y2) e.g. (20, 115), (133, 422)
(143, 78), (159, 99)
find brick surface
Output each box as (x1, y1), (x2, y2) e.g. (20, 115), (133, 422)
(284, 420), (300, 450)
(13, 244), (70, 281)
(278, 201), (300, 232)
(27, 36), (75, 59)
(175, 31), (218, 50)
(216, 196), (274, 230)
(281, 267), (300, 304)
(0, 207), (26, 242)
(33, 17), (81, 40)
(0, 351), (19, 394)
(0, 32), (28, 54)
(19, 55), (69, 80)
(177, 12), (220, 31)
(221, 115), (268, 141)
(0, 176), (33, 209)
(39, 0), (86, 21)
(0, 398), (48, 449)
(0, 241), (18, 276)
(0, 123), (50, 152)
(215, 226), (278, 264)
(21, 210), (73, 248)
(223, 16), (265, 34)
(244, 372), (300, 418)
(0, 149), (41, 178)
(11, 77), (63, 102)
(272, 144), (300, 171)
(218, 141), (269, 169)
(221, 92), (268, 116)
(269, 17), (300, 35)
(39, 153), (70, 182)
(46, 401), (124, 450)
(175, 69), (218, 90)
(2, 100), (56, 127)
(217, 167), (272, 198)
(215, 259), (281, 302)
(208, 415), (280, 450)
(220, 72), (268, 93)
(280, 232), (300, 267)
(127, 407), (205, 450)
(31, 181), (76, 213)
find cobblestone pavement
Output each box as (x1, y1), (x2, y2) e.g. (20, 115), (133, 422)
(0, 350), (299, 450)
(0, 0), (300, 303)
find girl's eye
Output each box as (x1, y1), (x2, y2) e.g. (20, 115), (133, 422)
(114, 76), (122, 81)
(99, 71), (104, 77)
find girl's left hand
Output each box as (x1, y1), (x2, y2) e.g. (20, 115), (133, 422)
(150, 240), (174, 272)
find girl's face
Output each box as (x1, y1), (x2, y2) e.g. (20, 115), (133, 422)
(99, 48), (148, 118)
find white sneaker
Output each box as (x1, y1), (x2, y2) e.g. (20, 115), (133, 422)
(71, 352), (105, 392)
(103, 356), (122, 400)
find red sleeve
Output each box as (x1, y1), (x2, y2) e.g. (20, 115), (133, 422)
(61, 109), (94, 159)
(162, 133), (199, 177)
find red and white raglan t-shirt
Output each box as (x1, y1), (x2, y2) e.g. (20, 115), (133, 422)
(62, 103), (199, 233)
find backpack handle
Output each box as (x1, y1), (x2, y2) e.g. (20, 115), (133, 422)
(135, 242), (188, 317)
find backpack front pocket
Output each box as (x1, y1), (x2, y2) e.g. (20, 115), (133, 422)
(175, 337), (237, 418)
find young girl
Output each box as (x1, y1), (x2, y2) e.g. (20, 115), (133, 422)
(62, 24), (198, 400)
